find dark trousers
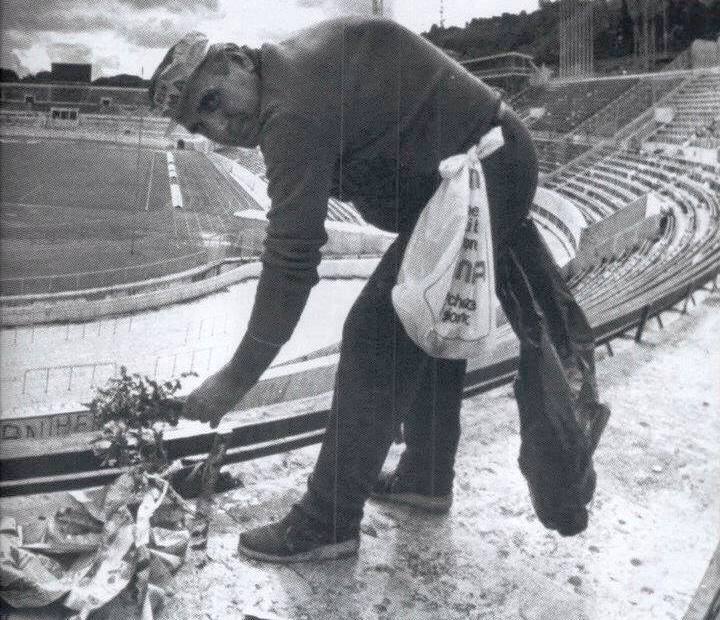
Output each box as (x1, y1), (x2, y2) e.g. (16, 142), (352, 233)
(297, 113), (539, 536)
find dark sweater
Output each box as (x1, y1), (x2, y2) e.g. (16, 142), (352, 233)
(232, 16), (502, 384)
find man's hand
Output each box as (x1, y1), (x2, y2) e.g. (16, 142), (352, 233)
(183, 364), (249, 429)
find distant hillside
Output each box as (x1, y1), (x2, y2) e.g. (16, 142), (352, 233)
(92, 74), (150, 88)
(424, 0), (720, 68)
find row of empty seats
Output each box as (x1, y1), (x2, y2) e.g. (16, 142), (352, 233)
(512, 78), (640, 134)
(647, 72), (720, 148)
(525, 69), (720, 334)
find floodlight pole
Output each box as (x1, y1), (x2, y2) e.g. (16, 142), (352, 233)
(130, 67), (145, 256)
(559, 0), (594, 79)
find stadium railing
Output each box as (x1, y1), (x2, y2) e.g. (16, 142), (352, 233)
(2, 264), (717, 496)
(540, 70), (697, 186)
(0, 251), (209, 296)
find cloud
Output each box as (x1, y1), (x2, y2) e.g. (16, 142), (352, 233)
(118, 18), (192, 48)
(94, 54), (121, 76)
(119, 0), (219, 12)
(0, 30), (34, 75)
(1, 0), (116, 33)
(294, 0), (393, 16)
(118, 17), (189, 48)
(0, 49), (31, 76)
(0, 0), (218, 34)
(47, 42), (93, 63)
(0, 0), (224, 77)
(0, 30), (35, 52)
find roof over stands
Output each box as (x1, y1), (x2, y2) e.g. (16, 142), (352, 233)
(461, 52), (539, 80)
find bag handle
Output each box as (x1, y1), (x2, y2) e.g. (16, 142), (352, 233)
(438, 127), (505, 180)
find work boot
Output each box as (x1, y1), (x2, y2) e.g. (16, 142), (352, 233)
(237, 506), (360, 563)
(370, 469), (453, 514)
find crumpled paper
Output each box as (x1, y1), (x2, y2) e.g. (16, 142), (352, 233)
(1, 469), (193, 619)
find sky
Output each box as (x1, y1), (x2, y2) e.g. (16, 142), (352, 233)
(0, 0), (540, 79)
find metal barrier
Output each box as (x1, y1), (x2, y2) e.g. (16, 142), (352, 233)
(0, 251), (210, 296)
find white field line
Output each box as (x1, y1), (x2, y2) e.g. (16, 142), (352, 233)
(172, 210), (180, 241)
(144, 151), (156, 212)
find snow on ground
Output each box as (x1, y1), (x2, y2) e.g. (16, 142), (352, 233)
(1, 217), (568, 417)
(152, 291), (718, 619)
(1, 292), (717, 619)
(0, 278), (366, 415)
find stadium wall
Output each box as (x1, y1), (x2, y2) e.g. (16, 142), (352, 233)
(1, 349), (343, 441)
(533, 186), (587, 248)
(0, 82), (147, 114)
(566, 195), (667, 274)
(642, 142), (720, 167)
(0, 109), (204, 150)
(579, 196), (649, 248)
(0, 257), (381, 328)
(0, 119), (171, 148)
(210, 151), (395, 256)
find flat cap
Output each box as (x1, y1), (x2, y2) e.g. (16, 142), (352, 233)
(149, 31), (209, 129)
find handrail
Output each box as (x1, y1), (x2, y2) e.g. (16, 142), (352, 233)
(0, 251), (208, 291)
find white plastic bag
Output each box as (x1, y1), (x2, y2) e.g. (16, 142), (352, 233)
(392, 127), (505, 359)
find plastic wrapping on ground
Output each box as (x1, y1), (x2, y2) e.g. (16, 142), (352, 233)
(0, 470), (192, 619)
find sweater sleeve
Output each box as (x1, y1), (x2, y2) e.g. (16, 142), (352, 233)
(246, 111), (335, 347)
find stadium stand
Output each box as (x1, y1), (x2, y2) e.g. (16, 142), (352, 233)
(519, 54), (703, 174)
(550, 167), (717, 330)
(0, 82), (147, 114)
(567, 74), (689, 141)
(646, 72), (720, 148)
(216, 146), (268, 179)
(511, 77), (640, 133)
(215, 146), (369, 226)
(1, 54), (718, 306)
(532, 137), (592, 174)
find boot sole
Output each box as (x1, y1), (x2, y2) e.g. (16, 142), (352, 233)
(369, 491), (452, 513)
(237, 538), (360, 563)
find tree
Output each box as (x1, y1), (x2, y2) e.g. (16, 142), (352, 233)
(93, 73), (150, 88)
(620, 0), (635, 54)
(20, 71), (53, 83)
(0, 68), (19, 83)
(421, 1), (719, 69)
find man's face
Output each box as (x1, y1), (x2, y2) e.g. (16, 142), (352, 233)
(175, 56), (261, 147)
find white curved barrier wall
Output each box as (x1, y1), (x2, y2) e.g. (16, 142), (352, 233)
(0, 259), (380, 422)
(534, 186), (588, 247)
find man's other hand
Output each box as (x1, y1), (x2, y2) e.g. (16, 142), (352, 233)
(183, 364), (248, 429)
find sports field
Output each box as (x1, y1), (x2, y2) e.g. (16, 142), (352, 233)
(1, 138), (164, 213)
(0, 136), (263, 292)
